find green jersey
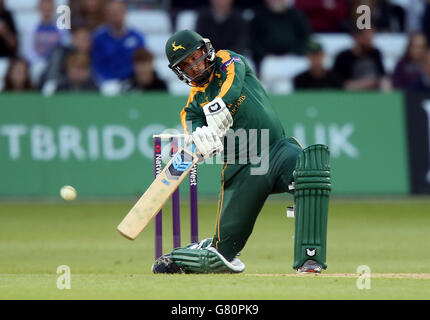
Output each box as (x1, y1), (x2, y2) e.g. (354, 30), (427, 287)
(163, 32), (329, 273)
(180, 50), (285, 163)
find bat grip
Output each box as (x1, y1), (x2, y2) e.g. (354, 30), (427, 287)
(184, 135), (201, 157)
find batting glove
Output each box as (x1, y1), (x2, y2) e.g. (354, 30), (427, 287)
(192, 126), (224, 160)
(203, 97), (233, 137)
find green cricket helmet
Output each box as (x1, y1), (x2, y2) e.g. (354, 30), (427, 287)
(165, 30), (216, 87)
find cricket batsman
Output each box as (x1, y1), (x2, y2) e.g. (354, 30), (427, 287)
(152, 30), (331, 274)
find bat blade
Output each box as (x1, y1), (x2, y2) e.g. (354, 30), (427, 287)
(117, 147), (198, 240)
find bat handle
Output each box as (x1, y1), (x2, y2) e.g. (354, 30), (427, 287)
(184, 135), (201, 157)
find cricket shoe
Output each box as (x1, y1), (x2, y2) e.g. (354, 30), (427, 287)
(152, 253), (183, 274)
(296, 260), (322, 274)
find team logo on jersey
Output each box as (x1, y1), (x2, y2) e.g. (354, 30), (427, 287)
(221, 57), (241, 71)
(172, 42), (186, 51)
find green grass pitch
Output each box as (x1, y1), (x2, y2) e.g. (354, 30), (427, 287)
(1, 197), (429, 299)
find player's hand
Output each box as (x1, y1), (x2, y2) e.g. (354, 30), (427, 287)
(203, 97), (233, 137)
(192, 126), (223, 160)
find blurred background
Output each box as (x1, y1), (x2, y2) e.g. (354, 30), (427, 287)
(0, 0), (429, 199)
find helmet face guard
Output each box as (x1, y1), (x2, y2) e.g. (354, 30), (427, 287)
(170, 39), (216, 87)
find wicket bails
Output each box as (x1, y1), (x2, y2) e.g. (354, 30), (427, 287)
(153, 134), (198, 260)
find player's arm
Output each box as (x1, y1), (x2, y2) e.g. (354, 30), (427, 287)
(181, 92), (223, 160)
(180, 91), (206, 135)
(202, 50), (246, 137)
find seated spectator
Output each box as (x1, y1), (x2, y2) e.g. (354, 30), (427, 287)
(0, 0), (17, 57)
(332, 27), (391, 91)
(409, 51), (430, 91)
(71, 0), (106, 31)
(294, 41), (342, 90)
(3, 58), (33, 92)
(22, 0), (69, 86)
(250, 0), (311, 74)
(91, 0), (145, 84)
(23, 0), (69, 64)
(196, 0), (248, 54)
(42, 26), (92, 90)
(392, 33), (428, 89)
(125, 48), (167, 92)
(295, 0), (350, 33)
(370, 0), (406, 32)
(57, 53), (98, 92)
(352, 0), (422, 33)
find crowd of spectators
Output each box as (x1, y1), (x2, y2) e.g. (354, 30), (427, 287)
(1, 0), (430, 95)
(0, 0), (167, 94)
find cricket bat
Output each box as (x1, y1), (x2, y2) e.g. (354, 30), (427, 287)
(117, 147), (199, 240)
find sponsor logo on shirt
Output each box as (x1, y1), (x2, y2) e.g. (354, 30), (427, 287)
(221, 57), (241, 72)
(228, 94), (246, 116)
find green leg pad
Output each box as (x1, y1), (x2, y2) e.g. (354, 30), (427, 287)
(293, 144), (331, 270)
(171, 248), (228, 273)
(170, 241), (246, 274)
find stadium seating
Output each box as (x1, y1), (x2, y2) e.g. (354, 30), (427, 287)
(11, 11), (40, 58)
(4, 0), (40, 11)
(4, 0), (68, 11)
(259, 33), (408, 94)
(260, 55), (309, 94)
(125, 9), (171, 35)
(167, 79), (192, 96)
(0, 3), (411, 95)
(373, 33), (408, 74)
(175, 10), (198, 32)
(145, 33), (171, 57)
(154, 56), (174, 80)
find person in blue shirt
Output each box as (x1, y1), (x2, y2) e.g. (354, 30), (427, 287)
(91, 0), (145, 83)
(23, 0), (69, 84)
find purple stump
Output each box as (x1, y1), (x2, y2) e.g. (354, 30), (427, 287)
(189, 163), (198, 243)
(171, 137), (181, 249)
(154, 136), (163, 260)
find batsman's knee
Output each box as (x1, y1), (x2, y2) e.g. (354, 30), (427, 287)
(294, 144), (331, 192)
